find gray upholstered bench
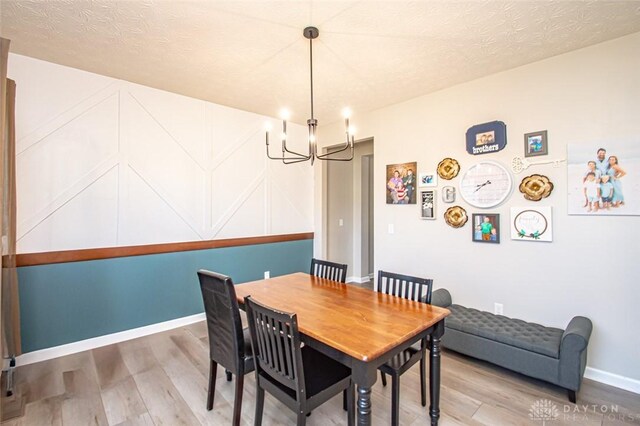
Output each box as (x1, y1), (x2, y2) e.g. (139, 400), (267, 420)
(432, 289), (592, 403)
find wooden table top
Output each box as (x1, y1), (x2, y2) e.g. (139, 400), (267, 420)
(235, 272), (450, 362)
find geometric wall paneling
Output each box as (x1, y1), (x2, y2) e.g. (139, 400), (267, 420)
(16, 167), (119, 253)
(10, 55), (119, 146)
(210, 171), (266, 239)
(16, 92), (120, 238)
(209, 101), (269, 159)
(124, 91), (206, 235)
(117, 166), (201, 246)
(269, 179), (313, 236)
(215, 179), (267, 239)
(268, 162), (314, 234)
(210, 130), (266, 234)
(16, 83), (121, 155)
(127, 84), (208, 170)
(11, 56), (313, 253)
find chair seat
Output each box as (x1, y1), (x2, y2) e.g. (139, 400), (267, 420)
(259, 346), (351, 399)
(379, 346), (423, 376)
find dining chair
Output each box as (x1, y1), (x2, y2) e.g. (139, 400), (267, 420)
(244, 295), (355, 426)
(310, 258), (348, 283)
(376, 270), (433, 426)
(197, 270), (254, 426)
(310, 257), (352, 412)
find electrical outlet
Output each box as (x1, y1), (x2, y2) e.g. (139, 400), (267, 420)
(494, 303), (503, 315)
(388, 223), (395, 234)
(264, 271), (270, 279)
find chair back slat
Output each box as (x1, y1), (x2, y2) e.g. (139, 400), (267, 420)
(197, 270), (246, 373)
(310, 258), (348, 283)
(245, 296), (306, 399)
(377, 270), (433, 304)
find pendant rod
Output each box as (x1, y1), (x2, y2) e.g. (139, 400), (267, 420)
(309, 33), (314, 120)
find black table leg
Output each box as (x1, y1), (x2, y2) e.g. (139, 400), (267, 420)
(429, 320), (445, 426)
(357, 385), (372, 426)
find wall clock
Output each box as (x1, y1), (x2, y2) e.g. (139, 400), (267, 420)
(459, 161), (513, 208)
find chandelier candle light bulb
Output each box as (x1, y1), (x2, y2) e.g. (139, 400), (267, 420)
(265, 26), (355, 165)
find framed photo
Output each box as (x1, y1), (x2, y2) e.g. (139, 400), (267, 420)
(466, 121), (507, 155)
(511, 207), (552, 242)
(420, 190), (436, 219)
(386, 162), (417, 204)
(472, 213), (500, 243)
(418, 172), (437, 187)
(524, 130), (548, 157)
(567, 144), (638, 216)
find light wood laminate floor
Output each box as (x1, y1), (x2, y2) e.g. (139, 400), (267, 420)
(2, 319), (639, 425)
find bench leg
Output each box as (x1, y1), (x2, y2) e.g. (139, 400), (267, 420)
(567, 389), (577, 404)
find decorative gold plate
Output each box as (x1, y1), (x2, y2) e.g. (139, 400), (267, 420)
(444, 205), (468, 228)
(519, 174), (554, 201)
(437, 158), (460, 180)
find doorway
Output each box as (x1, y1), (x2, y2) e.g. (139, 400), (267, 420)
(325, 139), (374, 283)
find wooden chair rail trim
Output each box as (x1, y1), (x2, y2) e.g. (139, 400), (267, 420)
(12, 232), (314, 267)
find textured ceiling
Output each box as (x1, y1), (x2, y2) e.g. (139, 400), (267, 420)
(2, 1), (640, 125)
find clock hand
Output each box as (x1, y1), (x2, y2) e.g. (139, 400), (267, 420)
(473, 180), (492, 192)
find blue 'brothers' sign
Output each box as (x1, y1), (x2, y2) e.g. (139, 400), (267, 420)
(466, 121), (507, 155)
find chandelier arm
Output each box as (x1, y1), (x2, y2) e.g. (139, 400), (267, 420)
(316, 147), (354, 161)
(282, 144), (311, 158)
(266, 143), (310, 161)
(283, 157), (312, 164)
(316, 145), (350, 158)
(316, 134), (355, 159)
(316, 157), (354, 162)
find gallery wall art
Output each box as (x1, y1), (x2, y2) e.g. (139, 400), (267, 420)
(386, 162), (417, 204)
(510, 207), (553, 242)
(567, 144), (638, 216)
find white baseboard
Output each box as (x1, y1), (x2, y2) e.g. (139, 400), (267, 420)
(346, 275), (371, 284)
(12, 312), (640, 396)
(584, 367), (640, 395)
(15, 312), (206, 367)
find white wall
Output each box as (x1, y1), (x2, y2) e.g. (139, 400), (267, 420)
(8, 54), (313, 253)
(317, 33), (640, 387)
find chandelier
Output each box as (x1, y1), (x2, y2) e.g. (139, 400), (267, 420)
(266, 26), (355, 165)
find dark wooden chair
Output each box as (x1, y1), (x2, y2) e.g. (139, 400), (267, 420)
(310, 257), (352, 411)
(376, 270), (433, 426)
(245, 296), (355, 426)
(197, 270), (254, 426)
(310, 258), (348, 283)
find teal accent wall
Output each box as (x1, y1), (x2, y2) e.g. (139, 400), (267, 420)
(17, 239), (313, 353)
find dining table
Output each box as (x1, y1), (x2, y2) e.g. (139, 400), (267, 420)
(234, 272), (450, 426)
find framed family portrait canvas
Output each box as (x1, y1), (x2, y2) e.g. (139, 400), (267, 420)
(386, 162), (417, 204)
(420, 190), (436, 219)
(418, 172), (437, 187)
(510, 207), (552, 242)
(472, 213), (500, 243)
(567, 144), (638, 216)
(524, 131), (548, 157)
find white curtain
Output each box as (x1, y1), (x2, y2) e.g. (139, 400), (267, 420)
(1, 37), (21, 359)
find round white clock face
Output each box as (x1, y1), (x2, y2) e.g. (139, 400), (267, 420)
(459, 161), (513, 208)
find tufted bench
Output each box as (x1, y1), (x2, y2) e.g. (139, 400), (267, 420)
(432, 289), (592, 403)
